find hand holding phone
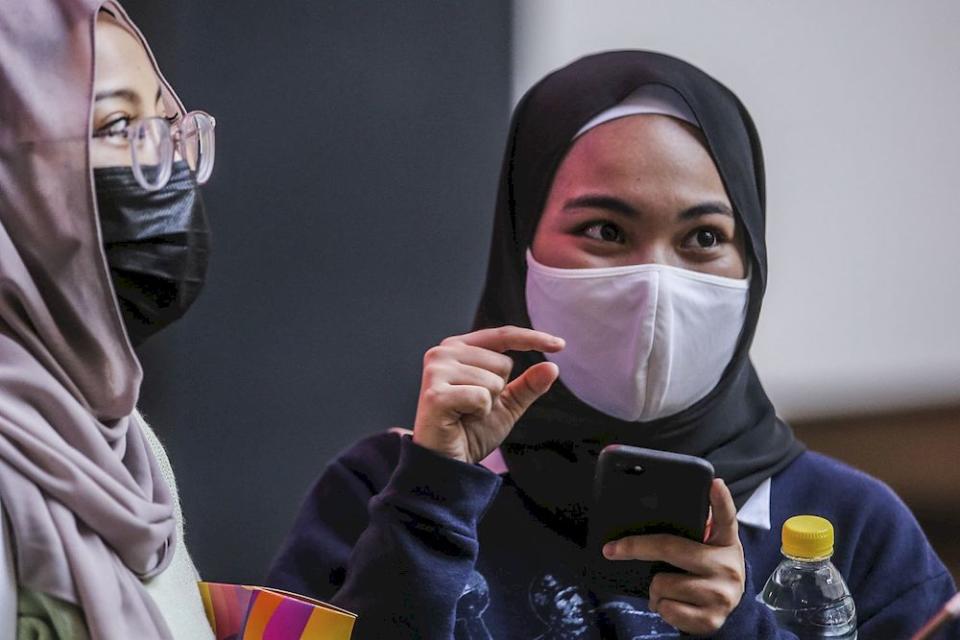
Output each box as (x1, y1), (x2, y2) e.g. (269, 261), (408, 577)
(585, 445), (714, 597)
(584, 445), (746, 636)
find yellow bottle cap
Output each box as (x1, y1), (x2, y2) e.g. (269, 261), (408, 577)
(782, 515), (834, 560)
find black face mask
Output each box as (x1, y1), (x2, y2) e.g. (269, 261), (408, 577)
(94, 161), (211, 347)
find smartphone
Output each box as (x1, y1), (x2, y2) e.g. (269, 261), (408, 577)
(583, 444), (715, 599)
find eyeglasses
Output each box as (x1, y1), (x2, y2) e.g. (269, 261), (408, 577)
(91, 110), (216, 191)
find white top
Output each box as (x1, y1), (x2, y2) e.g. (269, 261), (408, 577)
(0, 417), (213, 639)
(736, 477), (772, 531)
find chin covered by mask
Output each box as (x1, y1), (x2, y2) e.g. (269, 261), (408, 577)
(525, 250), (749, 422)
(94, 161), (211, 346)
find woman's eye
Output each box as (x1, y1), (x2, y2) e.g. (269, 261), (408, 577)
(97, 116), (131, 138)
(685, 227), (726, 250)
(696, 229), (718, 248)
(582, 222), (625, 244)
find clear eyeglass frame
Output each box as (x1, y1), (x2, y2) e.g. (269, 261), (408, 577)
(92, 110), (216, 191)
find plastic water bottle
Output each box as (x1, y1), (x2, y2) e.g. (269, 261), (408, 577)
(760, 515), (857, 639)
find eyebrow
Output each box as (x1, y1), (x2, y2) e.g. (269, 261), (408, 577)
(678, 201), (734, 220)
(563, 194), (639, 217)
(563, 194), (734, 221)
(94, 85), (163, 105)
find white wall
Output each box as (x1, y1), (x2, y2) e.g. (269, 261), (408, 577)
(514, 0), (960, 420)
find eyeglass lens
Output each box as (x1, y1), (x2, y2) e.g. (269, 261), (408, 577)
(132, 118), (173, 189)
(179, 112), (215, 185)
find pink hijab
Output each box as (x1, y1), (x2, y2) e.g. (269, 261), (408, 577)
(0, 1), (187, 637)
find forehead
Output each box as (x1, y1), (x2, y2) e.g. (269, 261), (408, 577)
(94, 14), (156, 88)
(551, 115), (724, 195)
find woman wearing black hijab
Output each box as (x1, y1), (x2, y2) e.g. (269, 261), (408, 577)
(268, 51), (957, 639)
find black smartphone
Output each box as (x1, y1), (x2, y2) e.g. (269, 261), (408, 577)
(583, 444), (715, 599)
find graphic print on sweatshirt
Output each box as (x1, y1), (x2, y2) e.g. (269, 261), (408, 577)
(454, 570), (681, 639)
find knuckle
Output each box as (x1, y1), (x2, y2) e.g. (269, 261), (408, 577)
(648, 572), (662, 590)
(469, 387), (492, 410)
(439, 335), (463, 347)
(647, 574), (666, 600)
(421, 363), (439, 385)
(657, 600), (678, 623)
(494, 354), (514, 377)
(707, 613), (727, 633)
(617, 537), (643, 556)
(661, 537), (679, 556)
(704, 584), (728, 609)
(423, 345), (445, 364)
(422, 361), (451, 387)
(717, 589), (737, 611)
(658, 537), (683, 562)
(618, 537), (637, 556)
(421, 386), (443, 406)
(720, 559), (745, 585)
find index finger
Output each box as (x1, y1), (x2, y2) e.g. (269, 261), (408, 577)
(605, 534), (711, 575)
(446, 326), (565, 354)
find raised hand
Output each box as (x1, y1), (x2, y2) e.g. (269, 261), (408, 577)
(412, 326), (564, 464)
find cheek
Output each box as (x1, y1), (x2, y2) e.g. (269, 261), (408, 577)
(705, 247), (748, 279)
(676, 249), (747, 279)
(732, 252), (748, 279)
(717, 254), (748, 279)
(529, 214), (586, 269)
(89, 140), (132, 168)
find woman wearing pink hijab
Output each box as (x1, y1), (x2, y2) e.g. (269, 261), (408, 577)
(0, 1), (216, 637)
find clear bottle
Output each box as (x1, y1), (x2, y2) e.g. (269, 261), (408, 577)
(760, 515), (857, 639)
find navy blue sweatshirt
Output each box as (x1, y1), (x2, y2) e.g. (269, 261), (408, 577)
(267, 433), (959, 639)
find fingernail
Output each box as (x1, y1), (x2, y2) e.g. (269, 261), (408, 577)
(602, 542), (617, 558)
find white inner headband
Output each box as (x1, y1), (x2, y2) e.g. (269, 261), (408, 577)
(575, 84), (700, 139)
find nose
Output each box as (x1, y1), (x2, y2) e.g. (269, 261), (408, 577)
(628, 241), (672, 267)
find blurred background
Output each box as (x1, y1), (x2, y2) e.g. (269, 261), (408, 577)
(122, 0), (960, 585)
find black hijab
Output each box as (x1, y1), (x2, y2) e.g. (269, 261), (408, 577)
(473, 50), (805, 537)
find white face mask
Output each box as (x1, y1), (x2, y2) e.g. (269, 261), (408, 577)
(524, 250), (750, 422)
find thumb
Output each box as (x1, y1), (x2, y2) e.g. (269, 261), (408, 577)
(706, 479), (739, 547)
(498, 361), (559, 422)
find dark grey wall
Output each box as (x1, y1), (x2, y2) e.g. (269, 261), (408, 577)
(121, 1), (512, 584)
